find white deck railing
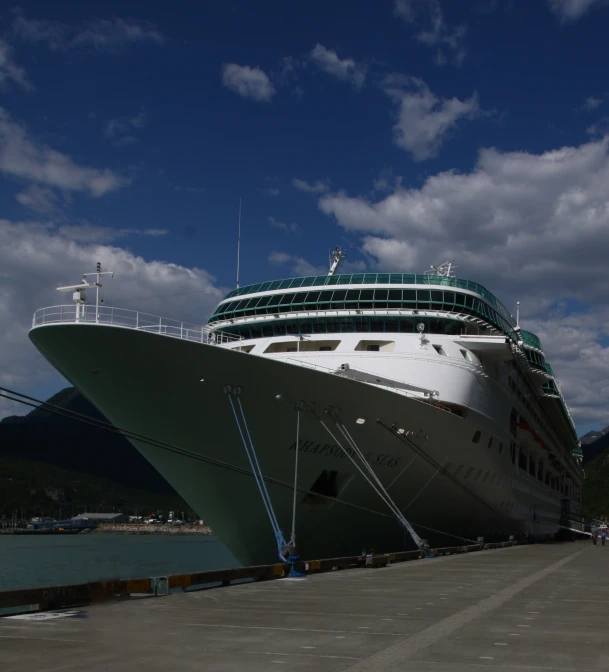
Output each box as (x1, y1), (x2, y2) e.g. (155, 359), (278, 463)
(32, 305), (241, 345)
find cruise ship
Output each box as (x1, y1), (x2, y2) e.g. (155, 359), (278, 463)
(29, 252), (583, 566)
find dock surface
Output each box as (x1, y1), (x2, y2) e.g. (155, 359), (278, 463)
(2, 541), (605, 671)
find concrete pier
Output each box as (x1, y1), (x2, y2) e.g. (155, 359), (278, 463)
(1, 541), (604, 671)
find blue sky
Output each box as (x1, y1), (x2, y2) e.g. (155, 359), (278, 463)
(2, 0), (609, 434)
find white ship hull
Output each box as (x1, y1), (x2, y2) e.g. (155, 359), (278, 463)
(29, 323), (567, 566)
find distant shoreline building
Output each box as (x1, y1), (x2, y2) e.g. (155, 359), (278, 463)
(72, 512), (127, 524)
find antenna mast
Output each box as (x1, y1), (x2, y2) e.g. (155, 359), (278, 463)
(424, 260), (457, 277)
(56, 262), (113, 323)
(328, 246), (346, 276)
(236, 198), (242, 289)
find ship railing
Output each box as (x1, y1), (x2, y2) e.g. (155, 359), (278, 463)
(32, 305), (241, 345)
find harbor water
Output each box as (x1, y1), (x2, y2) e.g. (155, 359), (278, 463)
(0, 533), (238, 591)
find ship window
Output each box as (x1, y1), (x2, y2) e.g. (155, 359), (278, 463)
(305, 291), (321, 303)
(346, 290), (360, 302)
(488, 437), (493, 448)
(356, 340), (395, 352)
(460, 349), (472, 361)
(257, 295), (271, 307)
(431, 291), (443, 303)
(286, 347), (296, 352)
(432, 345), (447, 356)
(499, 442), (503, 454)
(388, 289), (402, 301)
(291, 293), (306, 305)
(472, 431), (481, 443)
(374, 289), (388, 300)
(332, 290), (347, 301)
(518, 452), (527, 470)
(402, 290), (416, 302)
(360, 290), (374, 300)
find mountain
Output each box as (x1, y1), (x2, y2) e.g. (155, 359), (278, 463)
(582, 443), (609, 519)
(581, 425), (609, 445)
(580, 426), (609, 465)
(0, 387), (191, 519)
(0, 457), (187, 520)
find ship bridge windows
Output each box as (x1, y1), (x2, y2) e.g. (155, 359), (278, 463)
(264, 339), (341, 354)
(355, 340), (396, 352)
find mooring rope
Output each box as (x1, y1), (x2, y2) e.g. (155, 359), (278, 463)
(290, 407), (300, 547)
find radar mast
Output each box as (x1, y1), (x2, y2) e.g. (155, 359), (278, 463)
(424, 260), (457, 277)
(328, 246), (346, 276)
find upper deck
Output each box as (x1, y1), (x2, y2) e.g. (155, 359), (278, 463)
(208, 272), (518, 340)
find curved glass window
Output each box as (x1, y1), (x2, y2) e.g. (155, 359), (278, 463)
(221, 316), (465, 339)
(220, 273), (516, 326)
(208, 287), (518, 341)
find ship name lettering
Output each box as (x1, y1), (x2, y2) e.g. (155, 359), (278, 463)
(288, 439), (400, 467)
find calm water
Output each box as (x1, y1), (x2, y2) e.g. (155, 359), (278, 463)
(0, 533), (239, 591)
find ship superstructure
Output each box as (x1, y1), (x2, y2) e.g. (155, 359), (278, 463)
(28, 255), (582, 565)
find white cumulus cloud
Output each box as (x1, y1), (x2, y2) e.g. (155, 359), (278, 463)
(0, 107), (129, 197)
(309, 44), (366, 90)
(11, 9), (165, 52)
(0, 39), (33, 91)
(582, 96), (603, 111)
(394, 0), (467, 66)
(104, 107), (147, 145)
(318, 136), (609, 427)
(222, 63), (275, 102)
(268, 250), (327, 276)
(269, 217), (301, 236)
(547, 0), (605, 22)
(15, 185), (60, 215)
(292, 178), (330, 193)
(0, 219), (224, 419)
(383, 76), (480, 160)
